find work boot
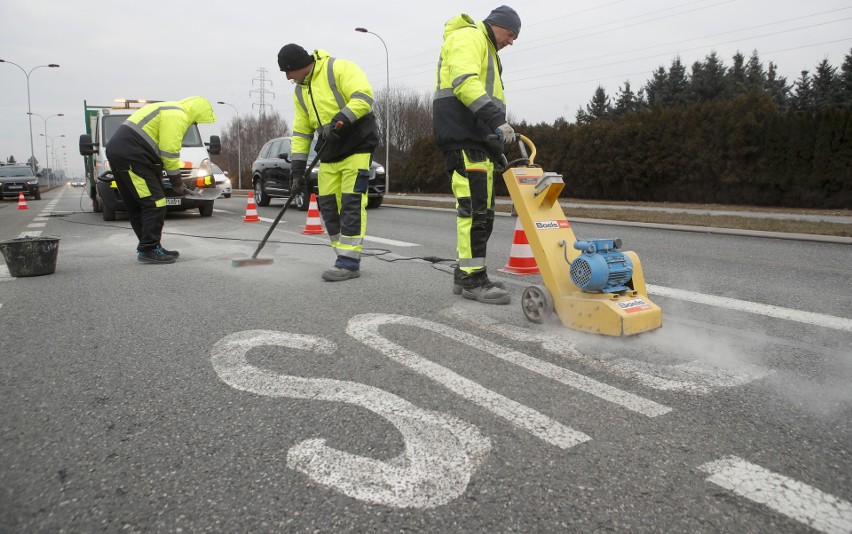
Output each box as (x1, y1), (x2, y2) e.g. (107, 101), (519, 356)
(138, 246), (176, 264)
(321, 267), (360, 282)
(453, 279), (505, 295)
(462, 280), (511, 305)
(161, 248), (180, 258)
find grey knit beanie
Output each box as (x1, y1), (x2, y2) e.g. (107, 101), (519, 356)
(484, 5), (521, 36)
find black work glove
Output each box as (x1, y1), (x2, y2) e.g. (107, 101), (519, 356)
(320, 121), (343, 143)
(290, 159), (307, 195)
(169, 175), (192, 195)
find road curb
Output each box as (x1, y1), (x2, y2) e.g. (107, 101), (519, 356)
(382, 202), (852, 245)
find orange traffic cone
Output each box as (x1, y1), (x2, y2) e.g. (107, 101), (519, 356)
(243, 191), (260, 222)
(301, 193), (325, 235)
(499, 218), (539, 275)
(17, 191), (28, 210)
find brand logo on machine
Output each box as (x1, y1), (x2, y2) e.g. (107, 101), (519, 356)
(534, 220), (570, 230)
(517, 176), (537, 185)
(618, 299), (652, 313)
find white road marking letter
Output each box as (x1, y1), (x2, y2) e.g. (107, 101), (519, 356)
(348, 314), (592, 448)
(210, 329), (490, 509)
(700, 456), (852, 534)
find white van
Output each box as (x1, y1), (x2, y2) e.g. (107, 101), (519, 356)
(79, 100), (225, 221)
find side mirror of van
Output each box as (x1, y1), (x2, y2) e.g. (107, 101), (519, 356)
(278, 152), (291, 162)
(79, 134), (98, 156)
(206, 135), (222, 155)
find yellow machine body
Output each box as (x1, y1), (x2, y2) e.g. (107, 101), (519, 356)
(501, 136), (662, 336)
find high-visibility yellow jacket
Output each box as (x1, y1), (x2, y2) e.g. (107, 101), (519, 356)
(433, 14), (507, 156)
(122, 96), (216, 178)
(291, 49), (379, 164)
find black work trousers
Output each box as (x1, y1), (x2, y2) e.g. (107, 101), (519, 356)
(109, 158), (167, 252)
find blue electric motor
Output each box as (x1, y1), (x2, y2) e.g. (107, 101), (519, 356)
(569, 239), (634, 293)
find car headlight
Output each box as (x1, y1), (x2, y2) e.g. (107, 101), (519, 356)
(26, 178), (39, 185)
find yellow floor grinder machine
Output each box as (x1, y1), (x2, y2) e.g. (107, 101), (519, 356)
(502, 135), (662, 336)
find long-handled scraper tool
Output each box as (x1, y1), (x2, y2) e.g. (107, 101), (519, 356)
(231, 139), (329, 267)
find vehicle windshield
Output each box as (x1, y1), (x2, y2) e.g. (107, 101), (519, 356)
(102, 115), (203, 147)
(0, 166), (35, 177)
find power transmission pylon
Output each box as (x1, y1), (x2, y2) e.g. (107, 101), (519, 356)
(251, 67), (274, 117)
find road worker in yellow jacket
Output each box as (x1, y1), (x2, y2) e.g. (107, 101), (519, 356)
(278, 44), (380, 281)
(106, 96), (216, 264)
(433, 6), (520, 304)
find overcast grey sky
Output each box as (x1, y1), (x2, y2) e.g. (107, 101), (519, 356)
(2, 0), (850, 177)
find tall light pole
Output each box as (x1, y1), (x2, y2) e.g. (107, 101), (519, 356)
(0, 59), (60, 173)
(355, 27), (390, 190)
(40, 132), (66, 186)
(216, 101), (243, 189)
(31, 112), (64, 186)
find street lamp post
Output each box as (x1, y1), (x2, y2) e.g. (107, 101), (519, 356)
(355, 27), (390, 191)
(40, 132), (66, 186)
(31, 113), (64, 186)
(0, 59), (60, 173)
(216, 101), (242, 190)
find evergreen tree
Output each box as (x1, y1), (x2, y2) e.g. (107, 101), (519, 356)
(645, 66), (667, 107)
(841, 49), (852, 107)
(791, 70), (815, 113)
(576, 86), (612, 124)
(745, 50), (767, 92)
(666, 57), (691, 106)
(812, 58), (843, 110)
(690, 51), (728, 102)
(613, 80), (641, 116)
(766, 62), (789, 109)
(6, 155), (16, 164)
(726, 51), (748, 98)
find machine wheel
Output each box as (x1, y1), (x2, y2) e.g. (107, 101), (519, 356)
(254, 179), (270, 207)
(294, 188), (310, 211)
(102, 202), (116, 221)
(521, 285), (554, 324)
(198, 203), (214, 217)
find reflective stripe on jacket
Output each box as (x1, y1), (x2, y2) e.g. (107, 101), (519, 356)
(291, 49), (379, 164)
(433, 14), (507, 154)
(123, 96), (216, 177)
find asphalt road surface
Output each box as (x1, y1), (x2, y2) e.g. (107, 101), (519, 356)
(1, 187), (850, 533)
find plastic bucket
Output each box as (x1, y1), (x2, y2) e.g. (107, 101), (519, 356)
(0, 236), (60, 277)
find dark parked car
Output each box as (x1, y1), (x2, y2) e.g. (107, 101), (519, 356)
(0, 164), (40, 200)
(251, 136), (387, 211)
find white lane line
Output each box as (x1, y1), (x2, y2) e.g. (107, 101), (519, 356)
(648, 284), (852, 333)
(17, 231), (42, 238)
(364, 235), (419, 247)
(27, 223), (47, 228)
(700, 456), (852, 534)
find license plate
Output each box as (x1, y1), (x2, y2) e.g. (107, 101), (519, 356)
(9, 185), (21, 190)
(165, 198), (182, 206)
